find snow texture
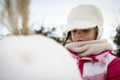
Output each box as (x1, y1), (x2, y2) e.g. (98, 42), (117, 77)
(0, 35), (81, 80)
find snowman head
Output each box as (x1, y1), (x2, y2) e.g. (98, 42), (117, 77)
(0, 35), (82, 80)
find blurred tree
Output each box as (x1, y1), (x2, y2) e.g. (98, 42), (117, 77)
(113, 9), (120, 57)
(114, 25), (120, 57)
(16, 0), (30, 35)
(0, 0), (30, 35)
(0, 0), (66, 44)
(35, 25), (66, 45)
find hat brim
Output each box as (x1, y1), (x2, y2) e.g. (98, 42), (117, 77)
(66, 20), (97, 32)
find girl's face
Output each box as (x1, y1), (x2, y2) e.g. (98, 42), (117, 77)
(71, 27), (97, 42)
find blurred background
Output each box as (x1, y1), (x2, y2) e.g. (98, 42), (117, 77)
(0, 0), (120, 56)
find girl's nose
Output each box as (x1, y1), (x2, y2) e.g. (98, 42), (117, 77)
(76, 31), (84, 37)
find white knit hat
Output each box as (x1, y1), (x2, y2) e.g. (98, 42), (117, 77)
(66, 4), (104, 39)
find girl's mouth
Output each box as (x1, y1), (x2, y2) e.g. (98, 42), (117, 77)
(77, 40), (83, 42)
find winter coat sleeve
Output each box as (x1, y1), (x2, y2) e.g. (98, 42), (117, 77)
(106, 57), (120, 80)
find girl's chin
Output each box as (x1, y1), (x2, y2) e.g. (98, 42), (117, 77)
(76, 40), (83, 42)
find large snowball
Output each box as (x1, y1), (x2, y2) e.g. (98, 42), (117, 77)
(0, 35), (82, 80)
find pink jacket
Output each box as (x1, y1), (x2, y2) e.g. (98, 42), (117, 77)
(68, 50), (120, 80)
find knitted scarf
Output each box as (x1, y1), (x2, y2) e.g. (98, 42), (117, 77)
(65, 39), (113, 57)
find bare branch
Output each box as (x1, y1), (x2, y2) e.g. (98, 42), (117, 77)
(4, 0), (19, 35)
(16, 0), (30, 35)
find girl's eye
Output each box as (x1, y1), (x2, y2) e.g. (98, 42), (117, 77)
(82, 29), (90, 33)
(72, 30), (77, 33)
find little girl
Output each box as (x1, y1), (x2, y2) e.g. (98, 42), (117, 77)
(64, 4), (120, 80)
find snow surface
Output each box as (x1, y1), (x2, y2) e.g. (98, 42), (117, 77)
(0, 35), (81, 80)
